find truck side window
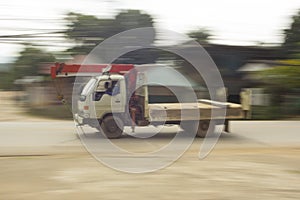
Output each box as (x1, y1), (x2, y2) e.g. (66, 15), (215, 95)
(97, 81), (107, 92)
(93, 80), (108, 101)
(111, 81), (120, 96)
(96, 80), (120, 97)
(105, 81), (120, 96)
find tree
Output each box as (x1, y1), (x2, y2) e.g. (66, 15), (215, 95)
(65, 12), (118, 55)
(187, 28), (212, 44)
(256, 60), (300, 117)
(115, 10), (154, 31)
(0, 45), (55, 90)
(13, 45), (55, 79)
(283, 10), (300, 56)
(65, 10), (155, 55)
(258, 61), (300, 92)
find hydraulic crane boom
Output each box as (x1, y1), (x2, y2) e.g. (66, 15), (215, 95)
(50, 63), (134, 79)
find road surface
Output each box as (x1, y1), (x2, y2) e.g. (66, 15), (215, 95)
(0, 120), (299, 200)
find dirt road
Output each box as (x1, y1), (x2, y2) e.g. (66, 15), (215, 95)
(0, 121), (299, 200)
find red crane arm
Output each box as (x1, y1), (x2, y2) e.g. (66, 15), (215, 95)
(50, 63), (134, 79)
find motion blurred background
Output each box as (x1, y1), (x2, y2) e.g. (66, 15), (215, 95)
(0, 0), (299, 120)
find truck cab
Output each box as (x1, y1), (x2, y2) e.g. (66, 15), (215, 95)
(76, 74), (127, 125)
(75, 70), (149, 138)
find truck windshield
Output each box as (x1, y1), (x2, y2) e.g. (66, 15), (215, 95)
(81, 78), (97, 96)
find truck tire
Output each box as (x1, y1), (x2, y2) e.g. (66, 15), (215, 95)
(100, 115), (124, 139)
(180, 121), (198, 136)
(181, 120), (216, 138)
(197, 120), (212, 138)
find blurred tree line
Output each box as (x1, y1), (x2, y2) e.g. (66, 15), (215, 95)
(0, 46), (55, 90)
(65, 10), (154, 55)
(255, 60), (300, 118)
(0, 9), (155, 89)
(0, 9), (214, 90)
(283, 10), (300, 57)
(253, 10), (300, 118)
(0, 8), (300, 118)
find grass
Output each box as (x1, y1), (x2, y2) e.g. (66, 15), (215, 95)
(250, 105), (300, 120)
(251, 106), (281, 120)
(26, 104), (73, 120)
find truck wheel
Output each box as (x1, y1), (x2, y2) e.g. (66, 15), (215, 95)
(100, 115), (124, 139)
(181, 121), (198, 136)
(196, 120), (216, 138)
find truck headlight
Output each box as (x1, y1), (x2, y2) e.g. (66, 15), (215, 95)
(80, 95), (86, 101)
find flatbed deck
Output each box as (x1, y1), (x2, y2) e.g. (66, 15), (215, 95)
(148, 100), (243, 122)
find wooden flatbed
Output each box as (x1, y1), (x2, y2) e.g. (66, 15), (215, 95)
(148, 100), (243, 122)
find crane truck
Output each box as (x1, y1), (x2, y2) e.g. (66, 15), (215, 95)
(51, 63), (243, 139)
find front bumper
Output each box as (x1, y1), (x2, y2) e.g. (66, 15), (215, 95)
(74, 114), (100, 128)
(74, 113), (84, 125)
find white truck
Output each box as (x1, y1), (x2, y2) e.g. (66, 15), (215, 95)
(51, 63), (243, 139)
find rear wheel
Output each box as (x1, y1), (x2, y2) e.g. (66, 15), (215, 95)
(100, 115), (124, 139)
(197, 120), (211, 138)
(181, 120), (216, 138)
(180, 121), (198, 136)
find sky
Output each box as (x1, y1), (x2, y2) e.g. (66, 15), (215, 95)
(0, 0), (300, 63)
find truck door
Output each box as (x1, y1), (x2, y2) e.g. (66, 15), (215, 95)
(135, 72), (149, 120)
(110, 80), (125, 113)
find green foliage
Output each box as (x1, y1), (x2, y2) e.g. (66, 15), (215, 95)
(65, 13), (118, 45)
(115, 9), (154, 31)
(251, 106), (282, 120)
(0, 72), (15, 90)
(13, 46), (55, 79)
(256, 60), (300, 118)
(258, 61), (300, 90)
(65, 10), (154, 55)
(0, 45), (55, 90)
(283, 10), (300, 56)
(27, 105), (73, 119)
